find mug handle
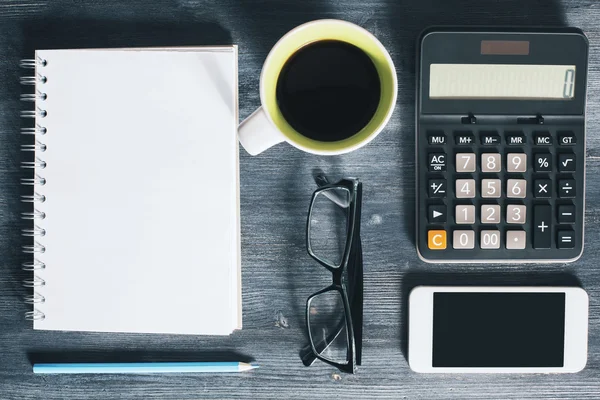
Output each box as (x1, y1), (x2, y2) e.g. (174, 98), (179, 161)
(238, 107), (285, 155)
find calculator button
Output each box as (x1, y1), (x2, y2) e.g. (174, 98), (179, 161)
(481, 230), (501, 249)
(481, 179), (501, 198)
(455, 132), (475, 145)
(428, 132), (446, 145)
(481, 204), (500, 224)
(558, 153), (576, 172)
(456, 153), (476, 172)
(507, 153), (527, 173)
(506, 231), (526, 249)
(428, 205), (446, 223)
(533, 153), (552, 172)
(557, 230), (575, 249)
(533, 205), (552, 249)
(534, 132), (553, 145)
(534, 179), (552, 198)
(558, 205), (576, 223)
(428, 230), (447, 250)
(481, 153), (501, 173)
(507, 179), (526, 198)
(507, 205), (526, 224)
(428, 179), (447, 198)
(456, 179), (476, 198)
(428, 153), (447, 172)
(558, 131), (576, 145)
(558, 179), (576, 198)
(481, 132), (500, 145)
(456, 205), (475, 224)
(453, 230), (475, 249)
(506, 132), (525, 146)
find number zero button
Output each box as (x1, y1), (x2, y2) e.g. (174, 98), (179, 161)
(453, 230), (475, 249)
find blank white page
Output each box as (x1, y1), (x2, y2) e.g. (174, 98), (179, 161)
(33, 47), (240, 334)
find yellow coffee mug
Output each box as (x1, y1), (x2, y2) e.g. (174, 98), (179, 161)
(238, 19), (397, 156)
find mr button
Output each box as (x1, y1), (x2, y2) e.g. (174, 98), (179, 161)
(428, 230), (447, 250)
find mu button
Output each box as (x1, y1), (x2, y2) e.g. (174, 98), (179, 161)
(428, 230), (447, 250)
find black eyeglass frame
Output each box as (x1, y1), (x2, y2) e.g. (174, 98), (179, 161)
(304, 177), (363, 374)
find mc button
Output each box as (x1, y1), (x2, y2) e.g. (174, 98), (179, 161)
(535, 132), (552, 145)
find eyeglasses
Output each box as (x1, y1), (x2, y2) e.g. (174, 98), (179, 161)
(300, 175), (363, 373)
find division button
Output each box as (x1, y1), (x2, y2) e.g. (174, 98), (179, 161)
(506, 231), (526, 250)
(558, 179), (576, 198)
(558, 205), (576, 223)
(533, 205), (552, 249)
(557, 230), (575, 249)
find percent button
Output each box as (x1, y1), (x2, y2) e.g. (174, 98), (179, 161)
(534, 153), (552, 172)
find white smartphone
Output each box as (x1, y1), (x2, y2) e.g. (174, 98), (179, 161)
(408, 286), (588, 373)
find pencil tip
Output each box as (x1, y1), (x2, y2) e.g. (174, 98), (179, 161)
(249, 362), (259, 369)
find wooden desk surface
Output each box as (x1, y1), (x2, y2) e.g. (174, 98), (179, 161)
(0, 0), (598, 398)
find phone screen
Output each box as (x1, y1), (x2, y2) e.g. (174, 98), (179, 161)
(433, 293), (566, 367)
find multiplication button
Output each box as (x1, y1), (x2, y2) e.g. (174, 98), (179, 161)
(534, 179), (552, 198)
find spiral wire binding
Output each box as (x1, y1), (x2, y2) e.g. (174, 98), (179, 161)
(20, 58), (48, 321)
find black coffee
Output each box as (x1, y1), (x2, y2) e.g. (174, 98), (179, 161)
(276, 40), (381, 142)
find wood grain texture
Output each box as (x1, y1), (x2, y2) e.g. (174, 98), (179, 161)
(0, 0), (599, 398)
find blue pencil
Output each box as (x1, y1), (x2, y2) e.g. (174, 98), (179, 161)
(33, 362), (259, 374)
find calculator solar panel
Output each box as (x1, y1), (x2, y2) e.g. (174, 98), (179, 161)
(416, 28), (588, 263)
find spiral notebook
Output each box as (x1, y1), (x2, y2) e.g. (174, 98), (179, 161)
(21, 47), (241, 335)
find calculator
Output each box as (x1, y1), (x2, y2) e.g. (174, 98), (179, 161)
(416, 28), (588, 263)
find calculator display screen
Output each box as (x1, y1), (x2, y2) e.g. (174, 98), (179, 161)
(429, 64), (576, 100)
(432, 292), (566, 367)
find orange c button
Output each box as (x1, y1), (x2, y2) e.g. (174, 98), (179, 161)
(428, 230), (447, 250)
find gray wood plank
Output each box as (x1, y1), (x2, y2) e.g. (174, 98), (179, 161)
(0, 0), (599, 398)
